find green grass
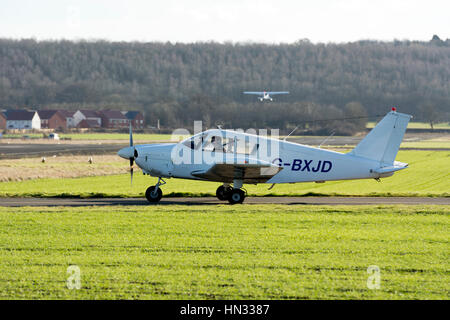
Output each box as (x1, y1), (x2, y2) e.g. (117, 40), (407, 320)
(1, 133), (43, 139)
(0, 150), (448, 198)
(320, 139), (450, 150)
(367, 121), (450, 129)
(400, 141), (450, 149)
(0, 205), (447, 299)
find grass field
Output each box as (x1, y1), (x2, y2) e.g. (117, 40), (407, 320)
(321, 136), (450, 150)
(1, 150), (448, 197)
(367, 121), (450, 130)
(0, 205), (447, 299)
(0, 155), (126, 182)
(400, 141), (450, 149)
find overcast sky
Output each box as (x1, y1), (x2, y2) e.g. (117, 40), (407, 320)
(0, 0), (448, 43)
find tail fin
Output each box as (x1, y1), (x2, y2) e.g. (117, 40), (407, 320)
(349, 110), (412, 165)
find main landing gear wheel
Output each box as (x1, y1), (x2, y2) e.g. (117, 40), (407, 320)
(228, 189), (246, 205)
(216, 185), (232, 201)
(145, 186), (162, 203)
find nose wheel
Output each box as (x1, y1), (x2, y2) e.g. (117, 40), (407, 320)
(145, 186), (162, 203)
(145, 178), (166, 203)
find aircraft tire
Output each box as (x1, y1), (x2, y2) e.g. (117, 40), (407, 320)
(228, 189), (245, 204)
(216, 185), (232, 201)
(145, 186), (163, 203)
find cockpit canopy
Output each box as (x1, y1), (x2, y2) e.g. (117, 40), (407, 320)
(181, 130), (260, 155)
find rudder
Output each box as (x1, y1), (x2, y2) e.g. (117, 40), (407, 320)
(349, 110), (412, 165)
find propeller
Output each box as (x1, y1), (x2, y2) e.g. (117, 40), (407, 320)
(130, 159), (134, 186)
(129, 124), (137, 186)
(118, 123), (138, 186)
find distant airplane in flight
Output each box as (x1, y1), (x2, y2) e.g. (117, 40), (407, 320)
(243, 91), (289, 101)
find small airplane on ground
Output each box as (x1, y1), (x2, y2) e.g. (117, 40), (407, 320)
(243, 91), (289, 101)
(118, 108), (411, 204)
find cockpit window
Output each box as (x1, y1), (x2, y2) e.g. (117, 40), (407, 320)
(235, 139), (259, 155)
(182, 134), (204, 150)
(203, 135), (235, 153)
(183, 132), (259, 155)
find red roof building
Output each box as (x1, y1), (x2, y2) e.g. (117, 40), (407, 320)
(124, 111), (145, 129)
(77, 119), (101, 128)
(0, 112), (6, 130)
(74, 110), (102, 127)
(59, 110), (77, 128)
(100, 110), (129, 129)
(38, 110), (67, 129)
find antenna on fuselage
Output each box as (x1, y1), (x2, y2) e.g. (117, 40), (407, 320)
(215, 120), (224, 130)
(283, 125), (299, 141)
(318, 131), (335, 149)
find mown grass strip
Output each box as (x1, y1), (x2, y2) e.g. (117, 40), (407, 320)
(0, 205), (448, 299)
(0, 150), (448, 198)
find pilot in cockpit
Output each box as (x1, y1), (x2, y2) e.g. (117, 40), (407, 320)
(210, 136), (224, 153)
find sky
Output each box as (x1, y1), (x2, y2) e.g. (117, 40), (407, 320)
(0, 0), (449, 43)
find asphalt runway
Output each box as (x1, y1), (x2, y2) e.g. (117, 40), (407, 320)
(1, 131), (448, 159)
(0, 137), (363, 159)
(1, 197), (449, 207)
(0, 143), (127, 159)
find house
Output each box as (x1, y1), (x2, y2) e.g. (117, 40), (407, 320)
(5, 110), (41, 130)
(59, 110), (77, 128)
(124, 111), (145, 129)
(73, 110), (102, 127)
(0, 112), (6, 130)
(100, 110), (129, 129)
(77, 119), (101, 128)
(38, 110), (67, 130)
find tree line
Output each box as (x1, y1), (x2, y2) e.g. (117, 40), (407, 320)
(0, 37), (448, 134)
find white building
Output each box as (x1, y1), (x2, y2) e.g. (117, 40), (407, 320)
(59, 110), (77, 128)
(73, 110), (102, 127)
(6, 110), (41, 130)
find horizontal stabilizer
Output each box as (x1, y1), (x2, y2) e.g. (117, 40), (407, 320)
(373, 161), (408, 174)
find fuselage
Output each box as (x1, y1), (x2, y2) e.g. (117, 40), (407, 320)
(130, 130), (399, 184)
(118, 110), (411, 204)
(259, 92), (273, 101)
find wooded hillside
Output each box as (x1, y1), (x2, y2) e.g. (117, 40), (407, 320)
(0, 38), (448, 133)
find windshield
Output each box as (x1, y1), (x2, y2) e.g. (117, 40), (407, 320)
(202, 135), (238, 153)
(183, 132), (259, 155)
(182, 133), (205, 150)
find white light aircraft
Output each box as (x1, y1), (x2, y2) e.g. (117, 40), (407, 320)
(243, 91), (289, 101)
(118, 108), (412, 204)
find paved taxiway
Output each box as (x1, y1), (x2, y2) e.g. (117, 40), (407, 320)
(1, 131), (448, 159)
(0, 143), (127, 159)
(1, 197), (449, 206)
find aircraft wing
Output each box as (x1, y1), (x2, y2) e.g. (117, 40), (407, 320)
(243, 91), (264, 95)
(267, 91), (289, 95)
(191, 158), (282, 183)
